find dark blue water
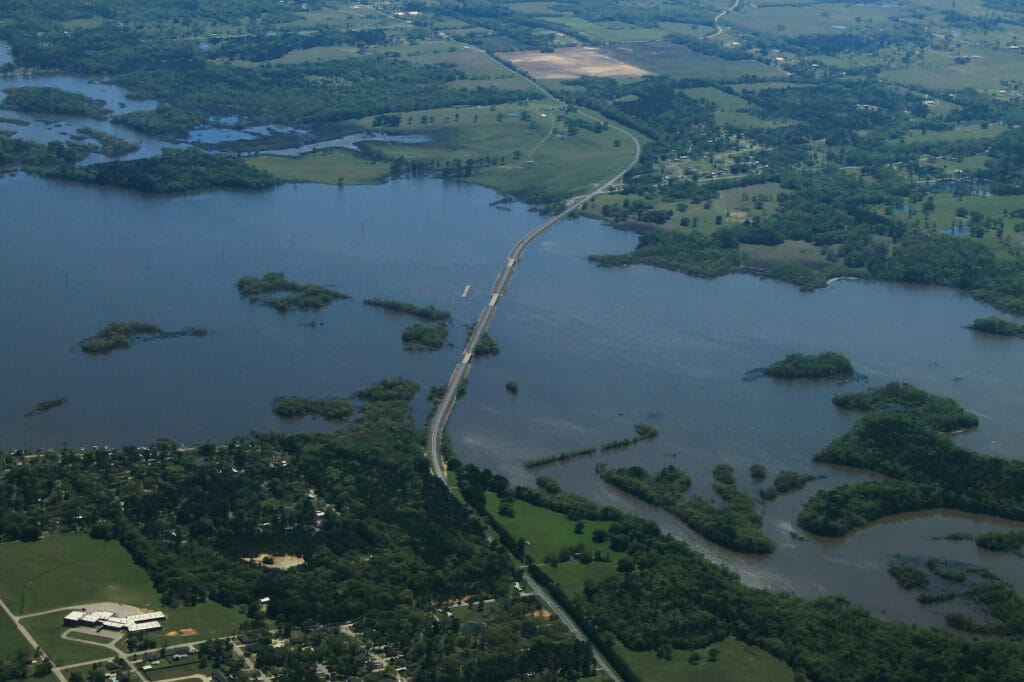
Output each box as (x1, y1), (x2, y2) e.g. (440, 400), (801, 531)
(447, 215), (1024, 625)
(0, 175), (525, 447)
(3, 171), (1024, 628)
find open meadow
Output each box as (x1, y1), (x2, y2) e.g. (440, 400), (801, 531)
(0, 534), (160, 615)
(0, 609), (29, 659)
(0, 535), (245, 665)
(251, 100), (637, 200)
(618, 636), (795, 682)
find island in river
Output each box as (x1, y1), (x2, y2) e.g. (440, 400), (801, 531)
(79, 321), (207, 355)
(237, 272), (348, 312)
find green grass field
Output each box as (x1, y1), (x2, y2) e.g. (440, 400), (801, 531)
(604, 43), (783, 80)
(0, 534), (247, 668)
(683, 87), (790, 129)
(882, 47), (1024, 92)
(142, 601), (247, 649)
(900, 123), (1007, 145)
(21, 614), (111, 667)
(0, 535), (161, 615)
(250, 101), (637, 200)
(918, 191), (1024, 257)
(251, 151), (392, 185)
(740, 240), (833, 271)
(406, 45), (528, 85)
(731, 2), (898, 38)
(0, 608), (32, 659)
(617, 636), (794, 682)
(485, 493), (625, 597)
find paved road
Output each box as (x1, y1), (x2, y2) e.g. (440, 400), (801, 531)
(423, 54), (639, 682)
(426, 60), (641, 483)
(56, 627), (148, 681)
(0, 593), (66, 682)
(519, 571), (622, 682)
(708, 0), (740, 39)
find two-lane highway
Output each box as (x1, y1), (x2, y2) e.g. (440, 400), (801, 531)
(426, 125), (640, 484)
(422, 57), (640, 682)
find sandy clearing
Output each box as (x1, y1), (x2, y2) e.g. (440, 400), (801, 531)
(243, 553), (306, 570)
(497, 47), (649, 79)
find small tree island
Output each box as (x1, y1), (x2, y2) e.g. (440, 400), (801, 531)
(237, 272), (348, 312)
(272, 396), (354, 422)
(363, 298), (451, 322)
(763, 352), (854, 380)
(80, 321), (207, 355)
(401, 323), (448, 351)
(968, 317), (1024, 338)
(2, 86), (109, 118)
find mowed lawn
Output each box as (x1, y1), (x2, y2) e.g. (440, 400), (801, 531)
(485, 493), (625, 598)
(20, 614), (110, 667)
(0, 534), (160, 615)
(2, 535), (246, 665)
(139, 601), (247, 649)
(618, 636), (794, 682)
(21, 601), (246, 667)
(0, 607), (32, 659)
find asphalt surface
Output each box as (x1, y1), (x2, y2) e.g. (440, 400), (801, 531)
(520, 570), (623, 682)
(426, 104), (640, 483)
(424, 56), (640, 682)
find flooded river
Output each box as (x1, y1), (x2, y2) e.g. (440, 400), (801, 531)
(2, 61), (1024, 628)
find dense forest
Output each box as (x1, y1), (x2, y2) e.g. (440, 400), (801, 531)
(2, 86), (108, 117)
(460, 472), (1024, 681)
(0, 381), (592, 680)
(58, 148), (278, 193)
(831, 382), (980, 432)
(599, 464), (774, 554)
(969, 316), (1024, 337)
(799, 387), (1022, 535)
(402, 323), (449, 351)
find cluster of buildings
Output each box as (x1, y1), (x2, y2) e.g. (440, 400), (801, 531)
(63, 609), (166, 633)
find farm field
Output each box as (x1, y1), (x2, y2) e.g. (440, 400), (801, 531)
(251, 101), (637, 200)
(497, 47), (650, 79)
(882, 47), (1024, 92)
(603, 43), (785, 80)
